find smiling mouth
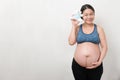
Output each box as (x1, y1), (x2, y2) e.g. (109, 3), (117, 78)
(87, 20), (92, 21)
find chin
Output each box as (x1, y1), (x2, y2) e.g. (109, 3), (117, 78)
(86, 22), (93, 24)
(84, 20), (94, 24)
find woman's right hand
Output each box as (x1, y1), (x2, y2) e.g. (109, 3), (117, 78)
(71, 19), (80, 28)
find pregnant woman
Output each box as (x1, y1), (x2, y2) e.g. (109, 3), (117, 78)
(68, 4), (108, 80)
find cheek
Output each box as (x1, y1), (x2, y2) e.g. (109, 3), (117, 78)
(83, 16), (95, 20)
(82, 16), (87, 20)
(91, 16), (95, 19)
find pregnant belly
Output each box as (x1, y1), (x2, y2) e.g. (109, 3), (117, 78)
(74, 42), (101, 67)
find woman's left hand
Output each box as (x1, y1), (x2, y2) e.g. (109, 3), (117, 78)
(86, 61), (102, 69)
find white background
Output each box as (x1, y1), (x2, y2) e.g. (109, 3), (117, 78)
(0, 0), (120, 80)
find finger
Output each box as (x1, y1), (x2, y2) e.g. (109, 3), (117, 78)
(86, 64), (99, 69)
(71, 19), (77, 21)
(86, 66), (95, 69)
(92, 62), (98, 65)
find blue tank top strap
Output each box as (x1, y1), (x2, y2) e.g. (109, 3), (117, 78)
(94, 24), (97, 33)
(94, 24), (96, 29)
(79, 24), (82, 32)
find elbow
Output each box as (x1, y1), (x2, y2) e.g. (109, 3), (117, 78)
(68, 36), (77, 46)
(102, 45), (108, 52)
(105, 44), (108, 51)
(68, 40), (76, 46)
(69, 42), (76, 46)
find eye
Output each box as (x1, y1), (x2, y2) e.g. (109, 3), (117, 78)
(84, 14), (88, 16)
(90, 13), (94, 16)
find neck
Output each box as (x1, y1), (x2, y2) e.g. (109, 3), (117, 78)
(83, 23), (94, 27)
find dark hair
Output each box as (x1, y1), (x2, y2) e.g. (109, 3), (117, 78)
(80, 4), (95, 19)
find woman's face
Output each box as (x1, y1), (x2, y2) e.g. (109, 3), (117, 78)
(82, 9), (95, 24)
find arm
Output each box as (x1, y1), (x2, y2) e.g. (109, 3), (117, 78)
(68, 20), (79, 46)
(86, 26), (108, 69)
(98, 26), (108, 63)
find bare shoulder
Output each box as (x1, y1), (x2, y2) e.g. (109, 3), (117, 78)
(96, 24), (104, 33)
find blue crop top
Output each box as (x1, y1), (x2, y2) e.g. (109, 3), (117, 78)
(76, 24), (100, 44)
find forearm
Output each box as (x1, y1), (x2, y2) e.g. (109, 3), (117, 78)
(68, 26), (77, 45)
(99, 46), (108, 62)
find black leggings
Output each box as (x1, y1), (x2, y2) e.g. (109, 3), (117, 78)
(72, 58), (103, 80)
